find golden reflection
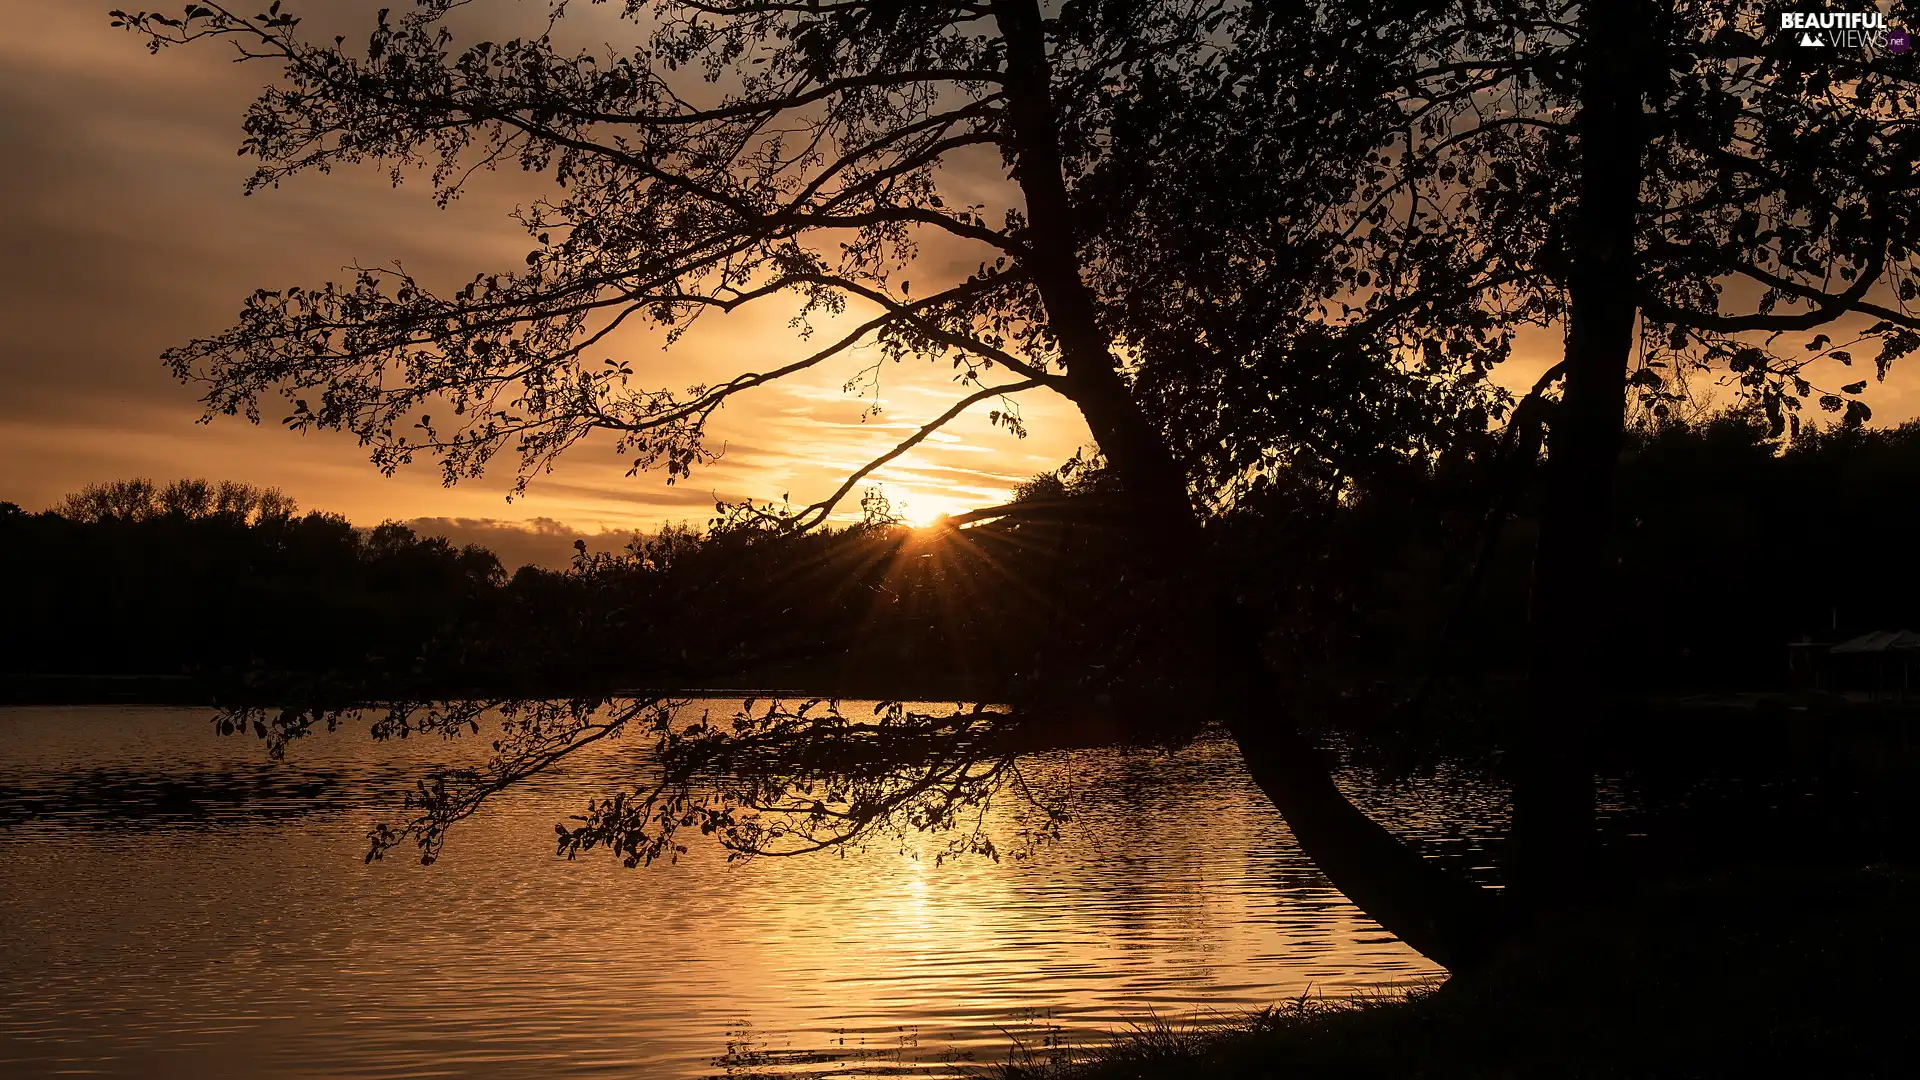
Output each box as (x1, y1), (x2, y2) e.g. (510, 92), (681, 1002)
(0, 706), (1449, 1079)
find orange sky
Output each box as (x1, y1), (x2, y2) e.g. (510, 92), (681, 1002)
(5, 3), (1919, 567)
(0, 2), (1087, 556)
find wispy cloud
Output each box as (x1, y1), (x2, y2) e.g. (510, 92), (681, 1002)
(0, 2), (1088, 532)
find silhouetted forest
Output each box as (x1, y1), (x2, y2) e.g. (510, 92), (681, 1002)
(92, 0), (1920, 971)
(0, 480), (505, 697)
(9, 413), (1918, 707)
(1241, 412), (1920, 693)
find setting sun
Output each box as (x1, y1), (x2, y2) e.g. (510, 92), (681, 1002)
(11, 3), (1918, 1078)
(893, 488), (971, 529)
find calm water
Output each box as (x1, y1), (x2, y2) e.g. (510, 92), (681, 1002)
(0, 705), (1505, 1078)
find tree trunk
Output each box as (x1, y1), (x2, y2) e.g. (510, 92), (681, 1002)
(1511, 0), (1649, 907)
(989, 0), (1500, 970)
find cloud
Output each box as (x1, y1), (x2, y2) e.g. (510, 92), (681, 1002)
(399, 516), (647, 571)
(35, 1), (1905, 541)
(0, 2), (1089, 531)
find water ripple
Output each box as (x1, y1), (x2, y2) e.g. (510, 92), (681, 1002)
(0, 706), (1484, 1078)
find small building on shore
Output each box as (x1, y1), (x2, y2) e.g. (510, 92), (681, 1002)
(1826, 629), (1920, 700)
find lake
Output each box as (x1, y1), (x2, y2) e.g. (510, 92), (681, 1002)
(0, 704), (1507, 1078)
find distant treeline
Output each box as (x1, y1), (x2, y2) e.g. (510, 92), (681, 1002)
(0, 480), (506, 693)
(1226, 414), (1920, 692)
(4, 419), (1918, 704)
(0, 478), (1099, 702)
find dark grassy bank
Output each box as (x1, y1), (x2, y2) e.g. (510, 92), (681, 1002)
(1002, 865), (1920, 1080)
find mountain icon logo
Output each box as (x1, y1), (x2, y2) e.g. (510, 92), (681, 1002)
(1800, 31), (1825, 46)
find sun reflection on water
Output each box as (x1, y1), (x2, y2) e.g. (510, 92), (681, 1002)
(0, 705), (1495, 1079)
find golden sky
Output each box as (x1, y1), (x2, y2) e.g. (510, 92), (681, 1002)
(0, 2), (1088, 559)
(6, 2), (1919, 567)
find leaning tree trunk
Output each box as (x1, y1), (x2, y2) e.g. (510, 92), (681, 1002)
(989, 0), (1501, 970)
(1510, 0), (1650, 908)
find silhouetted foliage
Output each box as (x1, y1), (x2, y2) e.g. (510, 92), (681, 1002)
(1329, 0), (1920, 899)
(104, 0), (1920, 965)
(111, 0), (1522, 971)
(56, 477), (299, 524)
(0, 480), (501, 688)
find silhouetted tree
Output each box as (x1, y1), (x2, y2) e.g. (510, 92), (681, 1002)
(1367, 1), (1920, 900)
(57, 477), (298, 524)
(1, 480), (511, 688)
(114, 0), (1513, 965)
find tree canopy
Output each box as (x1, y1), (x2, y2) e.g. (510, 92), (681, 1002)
(112, 0), (1511, 518)
(108, 0), (1920, 968)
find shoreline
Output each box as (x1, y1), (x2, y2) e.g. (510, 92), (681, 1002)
(1005, 864), (1919, 1079)
(0, 672), (1006, 709)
